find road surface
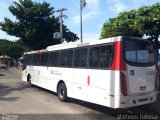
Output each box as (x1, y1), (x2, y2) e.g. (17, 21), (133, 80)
(0, 65), (159, 120)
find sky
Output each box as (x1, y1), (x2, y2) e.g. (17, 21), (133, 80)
(0, 0), (159, 42)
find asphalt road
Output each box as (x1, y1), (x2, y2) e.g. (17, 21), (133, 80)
(0, 65), (160, 120)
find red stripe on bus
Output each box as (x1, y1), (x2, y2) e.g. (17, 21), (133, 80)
(87, 76), (90, 85)
(109, 41), (126, 71)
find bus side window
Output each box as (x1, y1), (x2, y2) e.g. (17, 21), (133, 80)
(89, 47), (100, 68)
(49, 52), (54, 66)
(29, 54), (33, 65)
(80, 48), (88, 67)
(60, 51), (67, 66)
(22, 55), (28, 70)
(74, 49), (81, 67)
(99, 45), (112, 68)
(60, 50), (73, 67)
(66, 50), (73, 66)
(74, 48), (88, 68)
(33, 53), (40, 66)
(37, 54), (41, 66)
(89, 45), (113, 69)
(40, 53), (44, 66)
(53, 52), (60, 66)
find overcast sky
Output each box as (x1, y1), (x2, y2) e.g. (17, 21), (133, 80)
(0, 0), (159, 42)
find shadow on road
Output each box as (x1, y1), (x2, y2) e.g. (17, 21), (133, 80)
(71, 98), (160, 114)
(66, 99), (160, 120)
(0, 66), (6, 76)
(0, 82), (28, 102)
(30, 85), (160, 118)
(0, 66), (7, 69)
(0, 73), (5, 76)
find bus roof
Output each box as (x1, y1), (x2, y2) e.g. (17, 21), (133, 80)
(24, 36), (123, 54)
(47, 36), (122, 51)
(24, 49), (47, 55)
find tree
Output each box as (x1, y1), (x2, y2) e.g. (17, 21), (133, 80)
(0, 39), (25, 59)
(100, 3), (160, 46)
(0, 0), (79, 50)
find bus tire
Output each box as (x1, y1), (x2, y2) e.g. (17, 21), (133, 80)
(27, 74), (32, 86)
(57, 83), (67, 102)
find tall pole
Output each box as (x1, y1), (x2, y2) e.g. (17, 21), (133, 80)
(80, 0), (83, 43)
(55, 8), (67, 43)
(80, 0), (86, 43)
(60, 11), (63, 43)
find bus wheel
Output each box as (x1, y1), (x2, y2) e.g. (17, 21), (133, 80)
(27, 75), (32, 86)
(57, 83), (67, 102)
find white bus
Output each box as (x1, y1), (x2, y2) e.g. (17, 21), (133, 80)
(22, 36), (158, 108)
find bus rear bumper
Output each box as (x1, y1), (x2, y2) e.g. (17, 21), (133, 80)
(116, 92), (157, 108)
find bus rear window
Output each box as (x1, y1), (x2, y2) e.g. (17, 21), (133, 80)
(124, 39), (155, 66)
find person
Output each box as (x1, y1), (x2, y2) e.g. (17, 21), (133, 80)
(8, 60), (11, 67)
(15, 60), (19, 69)
(5, 59), (8, 68)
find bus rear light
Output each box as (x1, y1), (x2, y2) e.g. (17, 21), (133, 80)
(120, 72), (127, 96)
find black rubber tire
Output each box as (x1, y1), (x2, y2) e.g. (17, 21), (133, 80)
(27, 75), (32, 86)
(57, 83), (67, 102)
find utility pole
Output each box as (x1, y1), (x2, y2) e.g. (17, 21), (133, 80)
(55, 8), (68, 43)
(80, 0), (86, 43)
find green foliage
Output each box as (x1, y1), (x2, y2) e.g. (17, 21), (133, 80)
(0, 39), (25, 59)
(100, 3), (160, 42)
(0, 0), (79, 50)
